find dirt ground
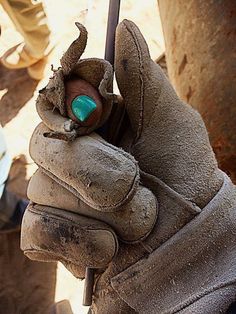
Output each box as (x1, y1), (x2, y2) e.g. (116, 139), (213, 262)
(0, 1), (164, 313)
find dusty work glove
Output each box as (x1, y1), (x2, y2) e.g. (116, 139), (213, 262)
(21, 20), (236, 314)
(21, 21), (158, 277)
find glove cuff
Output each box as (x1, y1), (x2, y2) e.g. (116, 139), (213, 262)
(111, 171), (236, 313)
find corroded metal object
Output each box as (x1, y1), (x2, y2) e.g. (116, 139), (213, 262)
(159, 0), (236, 182)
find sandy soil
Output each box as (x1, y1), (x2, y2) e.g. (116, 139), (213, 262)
(0, 1), (164, 313)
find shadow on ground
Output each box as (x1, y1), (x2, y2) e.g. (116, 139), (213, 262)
(0, 65), (57, 314)
(0, 155), (57, 314)
(0, 63), (38, 126)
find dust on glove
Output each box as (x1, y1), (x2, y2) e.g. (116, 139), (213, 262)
(21, 22), (158, 280)
(21, 20), (236, 314)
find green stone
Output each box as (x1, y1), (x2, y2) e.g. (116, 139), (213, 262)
(71, 95), (97, 122)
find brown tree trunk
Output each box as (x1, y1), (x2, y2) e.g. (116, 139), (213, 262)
(158, 0), (236, 182)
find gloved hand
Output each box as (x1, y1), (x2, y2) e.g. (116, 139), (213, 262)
(21, 21), (158, 278)
(21, 20), (236, 314)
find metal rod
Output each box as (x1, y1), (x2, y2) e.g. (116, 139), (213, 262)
(82, 268), (95, 306)
(105, 0), (121, 65)
(82, 1), (121, 307)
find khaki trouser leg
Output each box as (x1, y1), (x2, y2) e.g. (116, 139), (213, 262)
(0, 0), (50, 58)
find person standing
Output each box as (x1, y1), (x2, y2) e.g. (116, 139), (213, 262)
(0, 0), (52, 80)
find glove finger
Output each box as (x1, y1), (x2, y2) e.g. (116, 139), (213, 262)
(115, 20), (222, 208)
(30, 123), (139, 212)
(21, 203), (118, 279)
(27, 168), (158, 243)
(115, 19), (181, 140)
(60, 22), (87, 75)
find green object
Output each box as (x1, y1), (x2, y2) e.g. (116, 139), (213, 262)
(71, 95), (97, 122)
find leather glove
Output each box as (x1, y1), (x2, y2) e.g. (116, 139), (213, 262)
(21, 21), (157, 278)
(21, 20), (236, 314)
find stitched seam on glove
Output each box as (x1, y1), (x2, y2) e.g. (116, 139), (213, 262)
(123, 22), (144, 143)
(167, 278), (236, 314)
(140, 170), (201, 215)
